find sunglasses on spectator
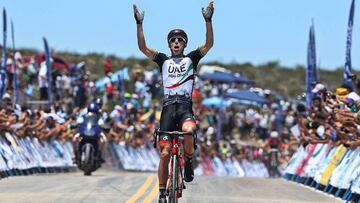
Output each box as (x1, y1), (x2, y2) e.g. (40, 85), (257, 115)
(169, 37), (186, 43)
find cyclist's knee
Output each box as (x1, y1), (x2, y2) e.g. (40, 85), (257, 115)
(182, 125), (195, 134)
(160, 145), (171, 160)
(182, 120), (196, 132)
(160, 150), (170, 160)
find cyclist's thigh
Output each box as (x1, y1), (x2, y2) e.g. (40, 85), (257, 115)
(159, 104), (177, 145)
(177, 103), (196, 129)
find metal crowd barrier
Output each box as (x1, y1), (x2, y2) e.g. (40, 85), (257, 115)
(0, 132), (76, 178)
(107, 141), (270, 177)
(283, 143), (360, 202)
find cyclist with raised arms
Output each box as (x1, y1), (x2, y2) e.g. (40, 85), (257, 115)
(133, 2), (214, 202)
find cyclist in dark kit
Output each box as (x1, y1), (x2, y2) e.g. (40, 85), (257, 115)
(133, 1), (214, 202)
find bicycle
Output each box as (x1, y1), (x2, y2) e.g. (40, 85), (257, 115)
(154, 129), (193, 203)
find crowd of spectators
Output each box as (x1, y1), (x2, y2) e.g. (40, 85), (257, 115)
(288, 76), (360, 161)
(6, 51), (351, 176)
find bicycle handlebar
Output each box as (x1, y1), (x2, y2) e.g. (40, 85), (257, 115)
(153, 129), (194, 148)
(157, 130), (194, 136)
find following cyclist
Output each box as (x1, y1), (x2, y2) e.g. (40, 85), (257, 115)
(133, 1), (214, 202)
(266, 131), (282, 177)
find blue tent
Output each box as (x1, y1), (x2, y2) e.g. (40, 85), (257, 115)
(225, 89), (268, 104)
(199, 71), (254, 84)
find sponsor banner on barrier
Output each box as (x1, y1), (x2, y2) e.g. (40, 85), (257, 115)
(0, 133), (75, 176)
(108, 141), (271, 177)
(284, 143), (360, 196)
(320, 145), (347, 186)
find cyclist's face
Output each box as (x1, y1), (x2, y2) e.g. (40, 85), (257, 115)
(168, 37), (186, 56)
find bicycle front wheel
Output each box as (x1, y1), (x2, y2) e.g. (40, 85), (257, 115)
(168, 155), (178, 203)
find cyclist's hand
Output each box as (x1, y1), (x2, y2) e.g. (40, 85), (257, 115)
(133, 4), (145, 25)
(202, 1), (214, 22)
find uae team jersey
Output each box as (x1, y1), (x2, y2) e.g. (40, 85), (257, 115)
(153, 49), (203, 97)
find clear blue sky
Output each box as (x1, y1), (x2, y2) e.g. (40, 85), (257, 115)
(1, 0), (359, 70)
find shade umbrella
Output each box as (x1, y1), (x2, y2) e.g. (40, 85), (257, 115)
(201, 96), (229, 108)
(200, 71), (254, 84)
(225, 89), (268, 104)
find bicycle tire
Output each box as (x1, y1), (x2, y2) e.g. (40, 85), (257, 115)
(168, 155), (178, 203)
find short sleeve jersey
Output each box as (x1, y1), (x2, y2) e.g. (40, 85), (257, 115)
(153, 49), (203, 97)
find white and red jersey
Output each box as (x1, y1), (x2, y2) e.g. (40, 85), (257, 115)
(153, 49), (203, 97)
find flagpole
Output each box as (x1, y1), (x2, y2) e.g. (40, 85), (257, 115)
(43, 37), (52, 105)
(0, 8), (7, 99)
(11, 20), (18, 105)
(306, 27), (313, 106)
(310, 22), (318, 83)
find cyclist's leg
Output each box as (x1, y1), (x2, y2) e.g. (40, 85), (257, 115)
(179, 104), (196, 182)
(158, 143), (171, 192)
(159, 104), (176, 198)
(179, 103), (196, 156)
(182, 119), (196, 156)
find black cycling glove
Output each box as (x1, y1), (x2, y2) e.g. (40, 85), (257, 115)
(134, 6), (144, 24)
(202, 4), (214, 22)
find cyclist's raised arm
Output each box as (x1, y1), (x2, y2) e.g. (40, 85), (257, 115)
(133, 5), (157, 59)
(199, 1), (214, 56)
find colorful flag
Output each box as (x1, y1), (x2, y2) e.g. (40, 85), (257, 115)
(310, 23), (317, 83)
(43, 37), (52, 104)
(306, 24), (317, 106)
(343, 0), (355, 85)
(0, 8), (7, 99)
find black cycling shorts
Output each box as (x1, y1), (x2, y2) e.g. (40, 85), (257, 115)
(159, 102), (195, 145)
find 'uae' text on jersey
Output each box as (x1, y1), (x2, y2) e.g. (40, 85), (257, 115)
(153, 49), (203, 97)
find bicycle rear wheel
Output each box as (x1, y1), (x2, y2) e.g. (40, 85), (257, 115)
(168, 155), (178, 203)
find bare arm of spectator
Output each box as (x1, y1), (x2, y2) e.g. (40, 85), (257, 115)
(336, 129), (353, 145)
(0, 122), (11, 130)
(337, 109), (356, 118)
(27, 119), (45, 131)
(0, 114), (17, 124)
(108, 128), (119, 142)
(310, 138), (329, 144)
(59, 119), (73, 133)
(43, 126), (62, 140)
(37, 130), (46, 140)
(57, 131), (68, 142)
(344, 139), (360, 150)
(0, 116), (8, 123)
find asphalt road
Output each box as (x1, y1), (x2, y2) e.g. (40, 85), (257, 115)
(0, 169), (342, 203)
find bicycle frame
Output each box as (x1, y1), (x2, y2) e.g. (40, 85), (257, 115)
(154, 130), (193, 203)
(169, 133), (184, 201)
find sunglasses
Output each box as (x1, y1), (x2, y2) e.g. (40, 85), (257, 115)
(169, 37), (186, 43)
